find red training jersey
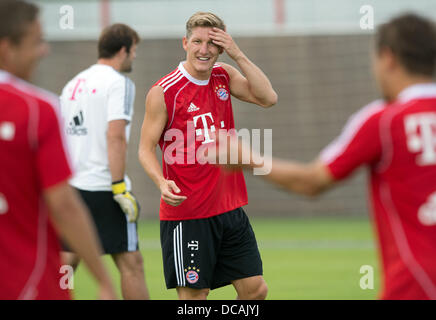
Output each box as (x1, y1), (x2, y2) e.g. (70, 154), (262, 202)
(154, 62), (248, 220)
(0, 70), (72, 300)
(320, 83), (436, 300)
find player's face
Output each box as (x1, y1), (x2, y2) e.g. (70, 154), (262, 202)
(120, 43), (137, 73)
(4, 19), (49, 81)
(183, 27), (221, 79)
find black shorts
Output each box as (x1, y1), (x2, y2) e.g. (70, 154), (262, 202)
(160, 207), (263, 290)
(62, 188), (139, 254)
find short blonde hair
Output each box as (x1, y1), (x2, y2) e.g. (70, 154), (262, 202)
(186, 12), (226, 38)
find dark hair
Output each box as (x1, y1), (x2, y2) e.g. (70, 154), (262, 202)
(376, 13), (436, 77)
(98, 23), (140, 59)
(0, 0), (39, 44)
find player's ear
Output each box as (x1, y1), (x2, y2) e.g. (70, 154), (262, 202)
(0, 38), (14, 62)
(218, 47), (224, 55)
(117, 46), (127, 58)
(182, 36), (188, 52)
(0, 39), (8, 57)
(379, 47), (397, 72)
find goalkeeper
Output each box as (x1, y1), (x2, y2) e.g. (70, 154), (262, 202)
(59, 24), (149, 299)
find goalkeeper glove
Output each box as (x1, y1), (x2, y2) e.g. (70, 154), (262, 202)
(112, 180), (139, 222)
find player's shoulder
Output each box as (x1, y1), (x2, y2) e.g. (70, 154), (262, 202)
(83, 64), (131, 87)
(107, 70), (135, 96)
(62, 65), (93, 91)
(212, 62), (231, 80)
(212, 62), (228, 71)
(5, 74), (59, 111)
(155, 67), (178, 85)
(8, 77), (63, 136)
(384, 83), (436, 117)
(346, 99), (386, 128)
(94, 64), (129, 86)
(154, 64), (186, 95)
(67, 64), (95, 81)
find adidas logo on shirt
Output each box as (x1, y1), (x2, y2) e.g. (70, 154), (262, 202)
(67, 110), (87, 136)
(187, 103), (200, 113)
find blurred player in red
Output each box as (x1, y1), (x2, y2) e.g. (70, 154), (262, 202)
(139, 12), (277, 300)
(210, 13), (436, 300)
(0, 0), (116, 300)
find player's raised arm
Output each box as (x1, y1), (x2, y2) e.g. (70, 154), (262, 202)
(208, 28), (277, 108)
(138, 86), (187, 207)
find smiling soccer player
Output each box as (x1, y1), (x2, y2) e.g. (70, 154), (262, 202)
(139, 12), (277, 300)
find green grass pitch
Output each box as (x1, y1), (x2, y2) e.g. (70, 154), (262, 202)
(71, 217), (380, 300)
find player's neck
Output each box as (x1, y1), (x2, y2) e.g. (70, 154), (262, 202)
(0, 65), (13, 77)
(97, 58), (122, 72)
(182, 61), (212, 81)
(0, 64), (30, 81)
(392, 73), (434, 101)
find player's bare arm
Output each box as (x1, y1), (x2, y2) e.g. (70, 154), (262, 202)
(107, 118), (140, 222)
(107, 119), (128, 182)
(206, 136), (333, 196)
(263, 159), (334, 196)
(138, 86), (187, 207)
(235, 156), (334, 196)
(44, 182), (117, 300)
(208, 27), (278, 107)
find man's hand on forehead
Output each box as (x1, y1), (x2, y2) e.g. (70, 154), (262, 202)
(208, 27), (243, 61)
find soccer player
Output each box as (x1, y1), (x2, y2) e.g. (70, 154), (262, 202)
(139, 12), (277, 300)
(59, 24), (149, 299)
(0, 0), (116, 300)
(210, 13), (436, 300)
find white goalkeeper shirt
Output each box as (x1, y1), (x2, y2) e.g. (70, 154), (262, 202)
(60, 64), (134, 191)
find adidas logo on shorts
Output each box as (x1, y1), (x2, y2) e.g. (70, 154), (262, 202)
(187, 103), (200, 113)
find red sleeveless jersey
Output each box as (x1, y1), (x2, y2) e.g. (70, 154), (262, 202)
(154, 62), (247, 220)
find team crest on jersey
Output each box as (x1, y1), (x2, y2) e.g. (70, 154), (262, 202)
(185, 267), (200, 284)
(215, 84), (229, 101)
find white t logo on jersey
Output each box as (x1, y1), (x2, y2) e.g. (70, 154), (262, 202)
(405, 113), (436, 165)
(193, 112), (215, 144)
